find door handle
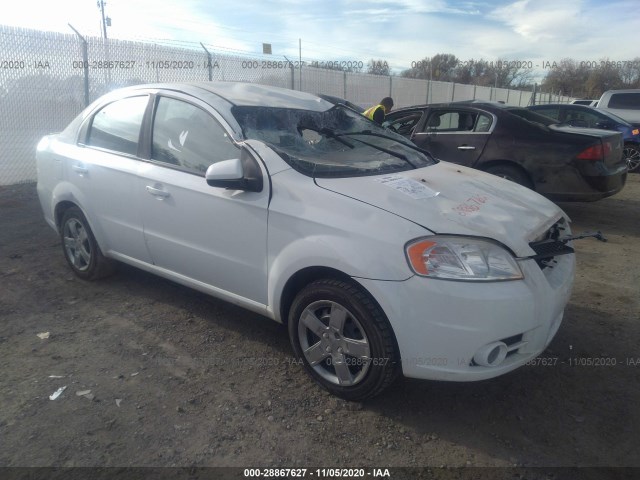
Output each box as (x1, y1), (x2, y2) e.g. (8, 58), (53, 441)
(72, 164), (88, 174)
(145, 185), (171, 198)
(457, 145), (476, 151)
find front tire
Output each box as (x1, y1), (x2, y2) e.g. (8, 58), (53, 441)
(623, 144), (640, 173)
(288, 279), (400, 401)
(60, 207), (114, 280)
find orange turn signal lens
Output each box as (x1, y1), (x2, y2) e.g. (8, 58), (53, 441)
(406, 240), (437, 275)
(632, 129), (639, 135)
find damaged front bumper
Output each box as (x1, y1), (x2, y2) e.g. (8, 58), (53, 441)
(356, 249), (575, 381)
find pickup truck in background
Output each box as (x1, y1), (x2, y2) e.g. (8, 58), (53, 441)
(596, 89), (640, 124)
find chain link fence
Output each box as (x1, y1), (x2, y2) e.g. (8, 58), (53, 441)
(0, 24), (572, 185)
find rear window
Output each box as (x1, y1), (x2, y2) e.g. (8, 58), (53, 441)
(531, 107), (561, 121)
(507, 108), (556, 126)
(608, 93), (640, 110)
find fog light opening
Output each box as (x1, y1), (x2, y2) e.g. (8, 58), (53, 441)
(473, 342), (508, 367)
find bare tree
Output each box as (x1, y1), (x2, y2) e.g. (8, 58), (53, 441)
(403, 54), (533, 88)
(619, 57), (640, 88)
(584, 60), (624, 97)
(541, 58), (589, 96)
(454, 59), (533, 88)
(401, 53), (460, 81)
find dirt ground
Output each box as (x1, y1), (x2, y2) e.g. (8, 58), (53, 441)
(0, 176), (638, 476)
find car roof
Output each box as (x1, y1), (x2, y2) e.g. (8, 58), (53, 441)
(529, 102), (632, 121)
(391, 100), (510, 113)
(316, 94), (365, 113)
(530, 103), (583, 108)
(123, 81), (334, 111)
(95, 82), (336, 141)
(601, 89), (640, 94)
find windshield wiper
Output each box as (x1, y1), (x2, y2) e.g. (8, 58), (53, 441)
(338, 130), (435, 159)
(320, 128), (356, 149)
(297, 124), (355, 149)
(338, 130), (412, 144)
(334, 132), (417, 168)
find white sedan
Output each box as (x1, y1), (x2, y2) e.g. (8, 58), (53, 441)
(37, 82), (575, 400)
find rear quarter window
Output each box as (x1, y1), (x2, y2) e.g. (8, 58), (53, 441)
(608, 93), (640, 110)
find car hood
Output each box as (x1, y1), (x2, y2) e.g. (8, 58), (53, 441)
(314, 162), (566, 257)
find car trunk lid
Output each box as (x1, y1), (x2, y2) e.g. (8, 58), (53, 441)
(550, 125), (625, 168)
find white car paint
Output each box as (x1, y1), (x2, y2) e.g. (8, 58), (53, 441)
(315, 161), (562, 257)
(37, 82), (576, 385)
(596, 89), (640, 124)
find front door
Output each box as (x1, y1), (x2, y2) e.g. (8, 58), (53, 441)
(138, 94), (270, 304)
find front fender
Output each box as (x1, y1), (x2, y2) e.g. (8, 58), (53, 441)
(265, 172), (428, 322)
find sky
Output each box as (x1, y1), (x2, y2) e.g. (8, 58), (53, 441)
(3, 0), (639, 75)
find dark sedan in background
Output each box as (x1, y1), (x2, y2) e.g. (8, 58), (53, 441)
(528, 103), (640, 173)
(384, 101), (627, 201)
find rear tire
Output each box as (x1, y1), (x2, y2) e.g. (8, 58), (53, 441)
(623, 144), (640, 173)
(485, 164), (533, 189)
(60, 207), (115, 280)
(288, 279), (400, 401)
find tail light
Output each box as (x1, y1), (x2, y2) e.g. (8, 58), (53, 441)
(576, 142), (610, 161)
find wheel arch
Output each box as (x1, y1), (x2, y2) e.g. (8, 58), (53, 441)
(478, 160), (535, 189)
(52, 192), (108, 255)
(278, 266), (354, 326)
(277, 265), (398, 356)
(54, 200), (80, 228)
(623, 142), (640, 172)
(277, 266), (404, 377)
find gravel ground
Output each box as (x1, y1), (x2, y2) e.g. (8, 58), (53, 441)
(0, 177), (638, 478)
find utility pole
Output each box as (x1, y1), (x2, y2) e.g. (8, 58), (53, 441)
(97, 0), (111, 85)
(97, 0), (108, 39)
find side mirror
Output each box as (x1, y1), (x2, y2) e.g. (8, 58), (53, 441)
(206, 157), (242, 181)
(205, 150), (263, 192)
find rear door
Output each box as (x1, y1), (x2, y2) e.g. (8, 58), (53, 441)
(73, 94), (152, 262)
(410, 107), (493, 166)
(137, 93), (270, 304)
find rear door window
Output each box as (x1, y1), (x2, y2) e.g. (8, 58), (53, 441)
(87, 96), (149, 156)
(423, 110), (490, 132)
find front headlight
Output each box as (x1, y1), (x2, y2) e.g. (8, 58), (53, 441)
(405, 236), (523, 281)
